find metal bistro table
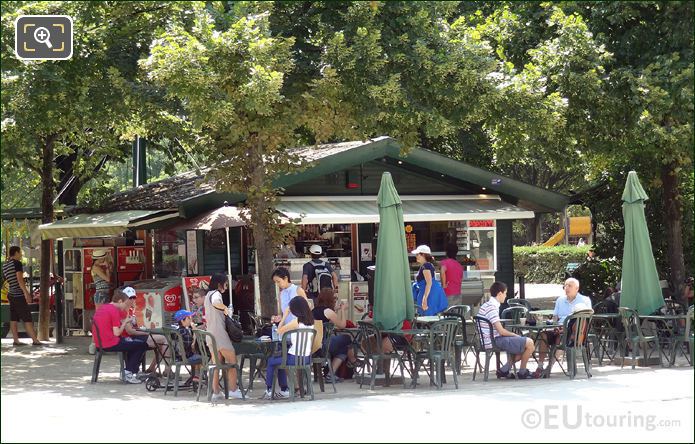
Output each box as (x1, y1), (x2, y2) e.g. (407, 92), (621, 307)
(235, 336), (281, 395)
(589, 313), (622, 365)
(381, 328), (443, 387)
(639, 314), (687, 367)
(505, 322), (561, 376)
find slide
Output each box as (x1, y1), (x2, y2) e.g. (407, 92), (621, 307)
(542, 229), (566, 247)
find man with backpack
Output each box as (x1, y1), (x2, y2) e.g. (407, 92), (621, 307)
(301, 244), (339, 303)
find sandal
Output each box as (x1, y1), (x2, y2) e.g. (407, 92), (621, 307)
(12, 341), (27, 347)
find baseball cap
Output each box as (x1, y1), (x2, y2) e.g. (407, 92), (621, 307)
(411, 245), (432, 255)
(122, 287), (136, 299)
(309, 244), (322, 255)
(173, 309), (195, 322)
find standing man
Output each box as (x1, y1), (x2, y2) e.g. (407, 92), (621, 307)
(2, 246), (42, 346)
(301, 244), (338, 303)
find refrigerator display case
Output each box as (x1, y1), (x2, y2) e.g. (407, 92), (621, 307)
(129, 279), (182, 329)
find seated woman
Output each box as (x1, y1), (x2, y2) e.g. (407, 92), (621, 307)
(264, 296), (320, 400)
(312, 288), (359, 382)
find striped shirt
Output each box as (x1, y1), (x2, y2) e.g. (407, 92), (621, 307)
(477, 297), (501, 349)
(2, 259), (24, 297)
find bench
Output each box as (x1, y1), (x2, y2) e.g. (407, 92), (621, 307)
(1, 303), (40, 338)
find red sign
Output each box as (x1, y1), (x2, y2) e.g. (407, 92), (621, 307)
(163, 291), (180, 311)
(469, 220), (495, 228)
(182, 276), (211, 310)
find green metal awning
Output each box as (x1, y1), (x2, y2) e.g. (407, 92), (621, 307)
(38, 210), (178, 240)
(277, 196), (535, 225)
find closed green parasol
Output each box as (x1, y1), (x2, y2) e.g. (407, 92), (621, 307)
(373, 172), (415, 330)
(619, 171), (664, 315)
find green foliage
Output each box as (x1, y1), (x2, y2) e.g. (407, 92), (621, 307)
(571, 257), (622, 304)
(513, 245), (590, 283)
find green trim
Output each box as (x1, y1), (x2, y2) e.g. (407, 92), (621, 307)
(169, 136), (570, 218)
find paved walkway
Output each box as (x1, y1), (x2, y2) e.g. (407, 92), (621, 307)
(2, 337), (693, 442)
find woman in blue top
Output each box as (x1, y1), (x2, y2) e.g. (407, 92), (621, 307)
(270, 267), (310, 326)
(412, 245), (447, 316)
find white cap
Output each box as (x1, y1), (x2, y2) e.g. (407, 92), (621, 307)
(309, 244), (322, 255)
(411, 245), (432, 255)
(122, 286), (136, 298)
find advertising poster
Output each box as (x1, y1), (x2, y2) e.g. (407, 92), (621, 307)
(182, 275), (211, 310)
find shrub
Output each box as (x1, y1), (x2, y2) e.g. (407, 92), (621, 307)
(513, 245), (590, 283)
(571, 257), (622, 305)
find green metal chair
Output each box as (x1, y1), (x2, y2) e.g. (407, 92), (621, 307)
(161, 327), (198, 396)
(618, 307), (663, 369)
(506, 298), (533, 311)
(193, 329), (245, 402)
(501, 306), (528, 324)
(312, 322), (337, 393)
(442, 306), (473, 373)
(270, 328), (316, 402)
(547, 310), (593, 379)
(669, 306), (693, 366)
(356, 321), (407, 390)
(413, 318), (460, 389)
(90, 317), (126, 384)
(472, 315), (516, 381)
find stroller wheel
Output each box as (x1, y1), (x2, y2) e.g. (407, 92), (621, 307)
(145, 377), (160, 392)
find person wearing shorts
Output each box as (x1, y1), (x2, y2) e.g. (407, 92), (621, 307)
(2, 246), (42, 346)
(477, 281), (537, 379)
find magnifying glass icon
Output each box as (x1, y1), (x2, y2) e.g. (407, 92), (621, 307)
(33, 27), (53, 49)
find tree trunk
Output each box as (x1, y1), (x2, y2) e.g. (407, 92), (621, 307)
(661, 163), (686, 304)
(253, 219), (277, 319)
(39, 135), (57, 341)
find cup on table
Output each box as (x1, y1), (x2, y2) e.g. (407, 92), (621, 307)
(519, 317), (527, 326)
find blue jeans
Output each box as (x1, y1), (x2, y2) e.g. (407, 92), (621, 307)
(328, 334), (352, 359)
(266, 354), (310, 391)
(104, 338), (148, 373)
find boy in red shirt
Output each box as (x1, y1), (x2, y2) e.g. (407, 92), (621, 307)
(92, 289), (148, 383)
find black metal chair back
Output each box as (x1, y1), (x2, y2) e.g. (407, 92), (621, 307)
(501, 306), (528, 323)
(506, 298), (532, 311)
(444, 304), (471, 319)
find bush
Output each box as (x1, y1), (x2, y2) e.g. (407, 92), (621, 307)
(571, 257), (622, 305)
(513, 245), (590, 283)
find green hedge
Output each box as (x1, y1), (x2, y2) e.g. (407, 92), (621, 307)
(513, 246), (591, 283)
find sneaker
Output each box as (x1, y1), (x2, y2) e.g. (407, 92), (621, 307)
(532, 368), (546, 379)
(517, 370), (534, 380)
(262, 389), (273, 400)
(228, 389), (244, 399)
(125, 373), (142, 384)
(211, 392), (226, 402)
(496, 369), (511, 379)
(324, 374), (343, 384)
(88, 343), (96, 355)
(273, 389), (290, 399)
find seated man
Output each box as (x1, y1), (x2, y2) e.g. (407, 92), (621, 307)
(92, 289), (148, 383)
(534, 277), (593, 378)
(477, 281), (536, 379)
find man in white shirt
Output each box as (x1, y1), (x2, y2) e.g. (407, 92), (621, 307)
(534, 278), (592, 378)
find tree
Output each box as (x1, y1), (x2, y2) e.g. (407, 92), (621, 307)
(1, 1), (188, 338)
(142, 1), (510, 317)
(568, 1), (694, 300)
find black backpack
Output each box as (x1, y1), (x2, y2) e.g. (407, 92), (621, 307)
(309, 261), (334, 294)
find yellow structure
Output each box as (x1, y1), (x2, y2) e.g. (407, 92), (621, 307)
(542, 216), (591, 246)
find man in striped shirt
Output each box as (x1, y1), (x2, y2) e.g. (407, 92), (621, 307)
(2, 246), (41, 346)
(477, 281), (536, 379)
